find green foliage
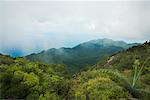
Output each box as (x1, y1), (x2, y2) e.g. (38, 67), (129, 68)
(94, 42), (150, 98)
(0, 54), (14, 65)
(0, 42), (150, 99)
(69, 69), (131, 99)
(132, 59), (141, 88)
(69, 67), (150, 100)
(141, 74), (150, 85)
(96, 42), (150, 72)
(0, 58), (70, 99)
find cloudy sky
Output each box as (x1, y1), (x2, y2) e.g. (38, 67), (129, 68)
(0, 0), (150, 56)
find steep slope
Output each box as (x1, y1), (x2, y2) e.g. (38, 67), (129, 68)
(94, 41), (150, 95)
(69, 41), (150, 99)
(95, 41), (150, 71)
(25, 38), (138, 73)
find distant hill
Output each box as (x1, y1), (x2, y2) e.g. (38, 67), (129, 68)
(25, 38), (139, 73)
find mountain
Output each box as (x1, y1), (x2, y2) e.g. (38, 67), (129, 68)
(0, 41), (149, 99)
(25, 38), (139, 73)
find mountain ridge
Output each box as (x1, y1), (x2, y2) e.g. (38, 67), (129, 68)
(26, 38), (139, 56)
(0, 40), (149, 99)
(25, 38), (139, 72)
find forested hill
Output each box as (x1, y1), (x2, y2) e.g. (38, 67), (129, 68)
(25, 38), (139, 73)
(69, 41), (150, 99)
(95, 40), (150, 71)
(0, 41), (150, 99)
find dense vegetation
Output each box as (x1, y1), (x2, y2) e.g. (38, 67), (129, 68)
(94, 41), (150, 93)
(0, 41), (150, 99)
(0, 55), (70, 99)
(25, 38), (138, 73)
(69, 60), (150, 99)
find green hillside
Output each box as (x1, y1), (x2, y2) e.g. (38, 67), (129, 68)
(25, 38), (138, 73)
(0, 41), (149, 99)
(95, 41), (150, 71)
(69, 41), (150, 99)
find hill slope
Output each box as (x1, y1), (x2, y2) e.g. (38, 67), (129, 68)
(95, 41), (150, 71)
(0, 41), (149, 99)
(25, 38), (138, 73)
(69, 41), (150, 99)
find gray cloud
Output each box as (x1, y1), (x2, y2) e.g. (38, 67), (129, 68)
(0, 1), (150, 55)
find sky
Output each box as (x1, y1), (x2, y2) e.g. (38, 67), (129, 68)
(0, 0), (150, 56)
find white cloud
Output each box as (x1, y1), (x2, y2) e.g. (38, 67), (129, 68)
(0, 1), (150, 55)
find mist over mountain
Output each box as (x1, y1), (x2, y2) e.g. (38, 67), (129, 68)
(1, 40), (149, 99)
(1, 1), (150, 99)
(1, 1), (150, 58)
(25, 38), (139, 72)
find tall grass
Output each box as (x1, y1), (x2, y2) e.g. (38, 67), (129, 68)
(132, 57), (150, 88)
